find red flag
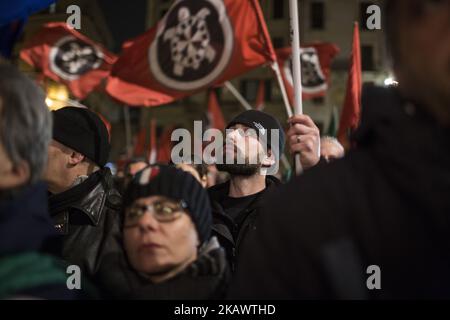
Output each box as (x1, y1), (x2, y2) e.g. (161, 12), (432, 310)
(276, 43), (339, 104)
(157, 126), (175, 163)
(106, 0), (276, 107)
(20, 22), (117, 99)
(255, 80), (265, 110)
(207, 90), (226, 131)
(337, 23), (362, 149)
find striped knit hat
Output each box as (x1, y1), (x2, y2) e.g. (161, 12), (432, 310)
(124, 164), (212, 244)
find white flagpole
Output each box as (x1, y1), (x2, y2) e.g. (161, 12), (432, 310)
(271, 62), (293, 118)
(289, 0), (304, 175)
(224, 81), (252, 110)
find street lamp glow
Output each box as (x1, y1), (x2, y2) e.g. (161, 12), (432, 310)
(384, 77), (398, 86)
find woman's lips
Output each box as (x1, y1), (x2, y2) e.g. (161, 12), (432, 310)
(139, 243), (162, 252)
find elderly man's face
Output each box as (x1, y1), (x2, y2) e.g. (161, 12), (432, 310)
(394, 0), (450, 123)
(43, 140), (72, 186)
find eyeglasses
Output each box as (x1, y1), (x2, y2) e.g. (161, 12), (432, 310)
(124, 200), (188, 227)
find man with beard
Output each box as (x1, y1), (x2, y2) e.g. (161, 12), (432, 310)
(209, 110), (320, 270)
(229, 0), (450, 299)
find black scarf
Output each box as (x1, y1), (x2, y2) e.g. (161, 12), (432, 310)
(48, 169), (104, 215)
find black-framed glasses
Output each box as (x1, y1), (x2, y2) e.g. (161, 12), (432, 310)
(124, 200), (188, 227)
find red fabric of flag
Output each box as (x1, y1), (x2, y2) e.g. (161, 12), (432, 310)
(106, 0), (276, 107)
(337, 23), (362, 149)
(20, 22), (117, 99)
(276, 43), (339, 103)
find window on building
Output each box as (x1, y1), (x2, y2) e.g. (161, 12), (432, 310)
(361, 45), (375, 71)
(272, 37), (285, 49)
(312, 96), (325, 105)
(241, 80), (259, 102)
(310, 2), (325, 30)
(264, 80), (272, 102)
(273, 1), (284, 19)
(241, 79), (273, 104)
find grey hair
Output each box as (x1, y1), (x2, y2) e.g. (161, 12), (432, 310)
(0, 63), (52, 184)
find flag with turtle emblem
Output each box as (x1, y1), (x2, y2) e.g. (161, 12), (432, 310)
(20, 22), (117, 99)
(276, 43), (340, 103)
(106, 0), (277, 107)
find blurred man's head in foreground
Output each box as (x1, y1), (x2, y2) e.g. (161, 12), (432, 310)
(0, 63), (51, 195)
(385, 0), (450, 125)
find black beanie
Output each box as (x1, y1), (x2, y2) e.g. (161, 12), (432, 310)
(52, 107), (111, 167)
(226, 110), (285, 156)
(124, 165), (212, 244)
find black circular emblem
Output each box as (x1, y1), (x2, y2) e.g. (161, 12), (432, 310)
(149, 0), (233, 91)
(50, 36), (104, 80)
(300, 49), (326, 89)
(283, 48), (327, 94)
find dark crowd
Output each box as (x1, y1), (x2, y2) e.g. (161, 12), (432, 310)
(0, 0), (450, 300)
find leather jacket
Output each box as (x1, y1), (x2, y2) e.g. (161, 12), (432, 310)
(49, 168), (122, 279)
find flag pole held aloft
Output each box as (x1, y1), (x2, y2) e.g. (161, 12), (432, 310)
(289, 0), (304, 175)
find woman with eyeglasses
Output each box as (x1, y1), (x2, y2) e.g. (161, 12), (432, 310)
(96, 164), (229, 299)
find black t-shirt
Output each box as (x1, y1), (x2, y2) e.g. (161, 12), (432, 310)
(221, 191), (264, 228)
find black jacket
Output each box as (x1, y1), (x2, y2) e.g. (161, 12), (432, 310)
(0, 182), (77, 299)
(48, 167), (122, 279)
(229, 86), (450, 299)
(96, 237), (229, 299)
(208, 176), (281, 271)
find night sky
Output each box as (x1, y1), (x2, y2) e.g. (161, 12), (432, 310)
(98, 0), (148, 53)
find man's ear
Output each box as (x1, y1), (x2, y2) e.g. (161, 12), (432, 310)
(261, 149), (276, 167)
(68, 151), (85, 166)
(1, 160), (31, 189)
